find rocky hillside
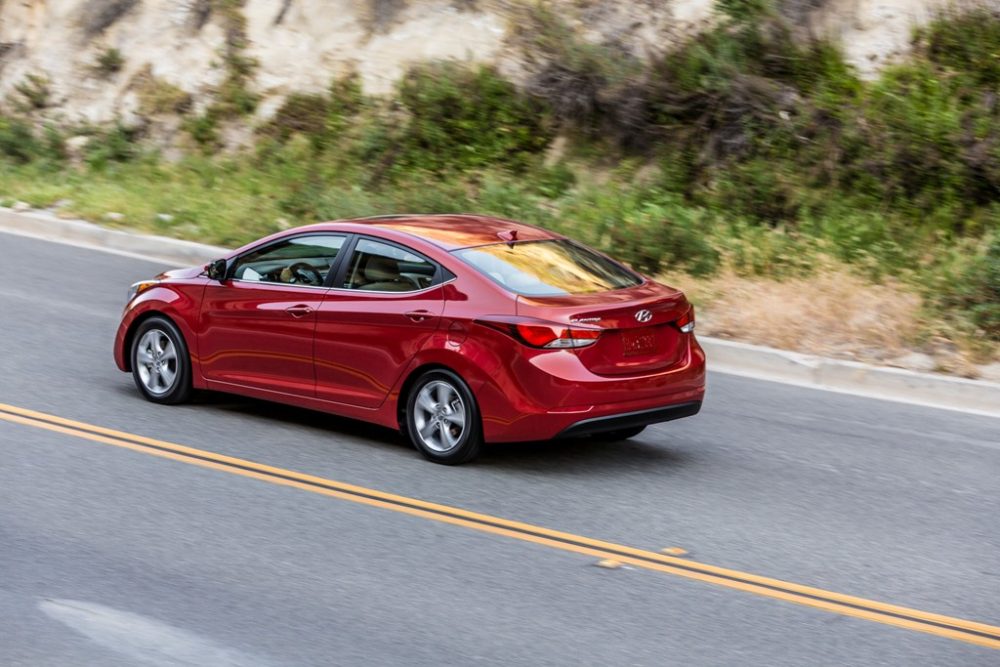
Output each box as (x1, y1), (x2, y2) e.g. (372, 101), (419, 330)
(0, 0), (967, 128)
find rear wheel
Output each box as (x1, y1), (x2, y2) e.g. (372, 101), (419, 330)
(405, 370), (482, 465)
(593, 425), (646, 441)
(130, 316), (192, 405)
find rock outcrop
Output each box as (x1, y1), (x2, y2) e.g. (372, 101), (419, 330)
(0, 0), (981, 126)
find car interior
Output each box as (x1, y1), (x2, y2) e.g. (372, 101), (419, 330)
(345, 252), (435, 292)
(232, 237), (343, 286)
(232, 236), (436, 292)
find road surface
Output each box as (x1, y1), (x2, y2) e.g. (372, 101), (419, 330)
(1, 232), (998, 665)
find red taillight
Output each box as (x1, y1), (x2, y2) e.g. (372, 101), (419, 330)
(515, 323), (561, 347)
(675, 306), (695, 333)
(478, 318), (602, 349)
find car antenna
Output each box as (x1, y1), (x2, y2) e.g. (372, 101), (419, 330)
(498, 229), (518, 247)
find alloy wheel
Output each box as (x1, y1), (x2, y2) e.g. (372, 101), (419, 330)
(412, 380), (467, 453)
(135, 329), (178, 396)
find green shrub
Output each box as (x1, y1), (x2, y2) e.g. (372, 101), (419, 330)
(94, 47), (125, 76)
(264, 93), (330, 144)
(938, 232), (1000, 339)
(394, 62), (551, 173)
(0, 116), (40, 163)
(714, 220), (816, 277)
(514, 3), (648, 144)
(41, 124), (68, 163)
(184, 112), (221, 151)
(921, 7), (1000, 87)
(208, 0), (259, 117)
(14, 74), (51, 111)
(562, 188), (720, 276)
(86, 123), (140, 167)
(134, 67), (193, 115)
(716, 0), (773, 23)
(327, 71), (365, 135)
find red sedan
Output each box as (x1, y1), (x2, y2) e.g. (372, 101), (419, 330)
(114, 215), (705, 464)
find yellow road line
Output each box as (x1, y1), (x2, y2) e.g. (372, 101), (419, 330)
(1, 401), (998, 650)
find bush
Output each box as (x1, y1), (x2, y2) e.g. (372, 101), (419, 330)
(86, 123), (141, 167)
(0, 116), (40, 163)
(207, 0), (259, 117)
(939, 232), (1000, 339)
(921, 7), (1000, 87)
(134, 67), (193, 115)
(716, 0), (773, 22)
(94, 47), (125, 76)
(514, 3), (667, 148)
(561, 188), (720, 276)
(14, 74), (51, 111)
(394, 61), (551, 173)
(184, 112), (221, 151)
(264, 93), (330, 144)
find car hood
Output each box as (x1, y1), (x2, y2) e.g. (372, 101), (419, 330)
(155, 265), (205, 280)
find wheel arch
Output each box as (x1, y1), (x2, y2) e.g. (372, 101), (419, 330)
(121, 310), (188, 372)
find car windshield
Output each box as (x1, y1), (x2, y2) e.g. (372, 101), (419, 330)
(454, 240), (642, 296)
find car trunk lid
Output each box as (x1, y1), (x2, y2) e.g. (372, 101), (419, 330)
(516, 282), (691, 376)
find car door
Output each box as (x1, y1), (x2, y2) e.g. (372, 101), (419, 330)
(199, 233), (347, 397)
(314, 237), (448, 408)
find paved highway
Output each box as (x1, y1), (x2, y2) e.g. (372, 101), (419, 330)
(1, 232), (998, 666)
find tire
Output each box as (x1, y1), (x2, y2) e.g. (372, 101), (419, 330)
(592, 425), (646, 441)
(130, 316), (193, 405)
(405, 369), (483, 465)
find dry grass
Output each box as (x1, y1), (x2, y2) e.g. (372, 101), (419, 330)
(658, 259), (991, 377)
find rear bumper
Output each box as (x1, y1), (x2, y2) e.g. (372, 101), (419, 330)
(476, 334), (706, 442)
(556, 401), (702, 438)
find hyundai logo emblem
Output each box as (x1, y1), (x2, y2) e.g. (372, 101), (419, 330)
(634, 309), (653, 323)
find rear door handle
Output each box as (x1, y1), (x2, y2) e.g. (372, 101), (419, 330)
(285, 305), (313, 318)
(404, 310), (432, 322)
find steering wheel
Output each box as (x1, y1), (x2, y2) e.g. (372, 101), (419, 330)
(287, 262), (324, 286)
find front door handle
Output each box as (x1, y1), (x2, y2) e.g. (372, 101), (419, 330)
(404, 310), (432, 322)
(286, 304), (313, 318)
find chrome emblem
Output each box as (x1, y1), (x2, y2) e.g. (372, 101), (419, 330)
(634, 309), (653, 323)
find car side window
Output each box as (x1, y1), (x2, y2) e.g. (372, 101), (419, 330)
(232, 235), (346, 287)
(342, 239), (437, 292)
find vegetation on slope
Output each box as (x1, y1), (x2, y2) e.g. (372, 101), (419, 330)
(0, 2), (998, 357)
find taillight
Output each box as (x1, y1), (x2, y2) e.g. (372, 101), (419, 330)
(477, 318), (602, 349)
(675, 305), (695, 333)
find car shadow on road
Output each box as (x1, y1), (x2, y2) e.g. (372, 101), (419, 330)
(480, 436), (694, 475)
(188, 390), (412, 446)
(122, 388), (696, 474)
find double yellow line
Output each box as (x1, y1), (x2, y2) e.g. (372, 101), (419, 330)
(1, 401), (998, 651)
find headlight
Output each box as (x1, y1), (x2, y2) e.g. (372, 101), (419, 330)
(126, 280), (159, 303)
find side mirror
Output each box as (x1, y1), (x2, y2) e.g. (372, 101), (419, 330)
(206, 258), (228, 282)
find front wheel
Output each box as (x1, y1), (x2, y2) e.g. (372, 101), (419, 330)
(405, 370), (483, 465)
(130, 316), (192, 405)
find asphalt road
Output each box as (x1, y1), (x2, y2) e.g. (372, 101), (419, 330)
(1, 232), (998, 666)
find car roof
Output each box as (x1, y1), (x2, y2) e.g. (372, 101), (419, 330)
(326, 214), (563, 250)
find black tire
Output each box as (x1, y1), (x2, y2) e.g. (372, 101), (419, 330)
(405, 369), (483, 465)
(592, 425), (646, 441)
(130, 316), (193, 405)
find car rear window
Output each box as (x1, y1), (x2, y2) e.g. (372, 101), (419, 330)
(454, 240), (642, 296)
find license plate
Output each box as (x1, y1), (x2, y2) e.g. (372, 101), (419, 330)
(622, 332), (657, 357)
